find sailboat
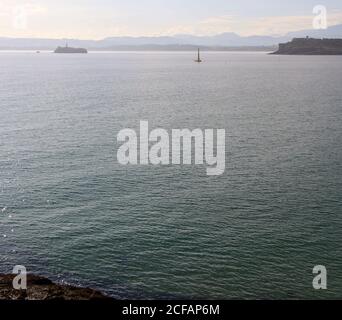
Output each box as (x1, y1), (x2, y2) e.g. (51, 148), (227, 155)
(194, 48), (202, 63)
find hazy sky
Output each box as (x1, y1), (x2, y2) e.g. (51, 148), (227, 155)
(1, 0), (342, 39)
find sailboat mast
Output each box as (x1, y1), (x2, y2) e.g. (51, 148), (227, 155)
(195, 47), (202, 63)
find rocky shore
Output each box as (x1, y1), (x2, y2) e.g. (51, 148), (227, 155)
(0, 274), (114, 300)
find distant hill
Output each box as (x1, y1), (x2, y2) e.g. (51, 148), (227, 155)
(1, 24), (342, 50)
(287, 24), (342, 39)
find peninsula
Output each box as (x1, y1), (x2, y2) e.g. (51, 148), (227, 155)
(272, 37), (342, 55)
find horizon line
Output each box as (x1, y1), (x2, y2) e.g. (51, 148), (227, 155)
(1, 23), (341, 42)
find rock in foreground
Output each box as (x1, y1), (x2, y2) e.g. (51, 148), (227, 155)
(0, 274), (113, 300)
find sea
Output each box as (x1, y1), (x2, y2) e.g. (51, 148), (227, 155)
(0, 51), (341, 299)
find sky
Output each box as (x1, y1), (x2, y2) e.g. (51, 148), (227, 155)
(1, 0), (342, 39)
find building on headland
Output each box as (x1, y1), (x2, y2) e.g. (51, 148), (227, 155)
(272, 37), (342, 55)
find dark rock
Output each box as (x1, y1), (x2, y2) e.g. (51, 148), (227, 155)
(0, 274), (113, 300)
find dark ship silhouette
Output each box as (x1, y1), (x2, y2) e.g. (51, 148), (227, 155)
(54, 43), (88, 54)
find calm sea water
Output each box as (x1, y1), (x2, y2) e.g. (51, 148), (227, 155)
(0, 51), (341, 299)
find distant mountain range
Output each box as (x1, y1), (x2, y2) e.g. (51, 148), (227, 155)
(1, 24), (342, 50)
